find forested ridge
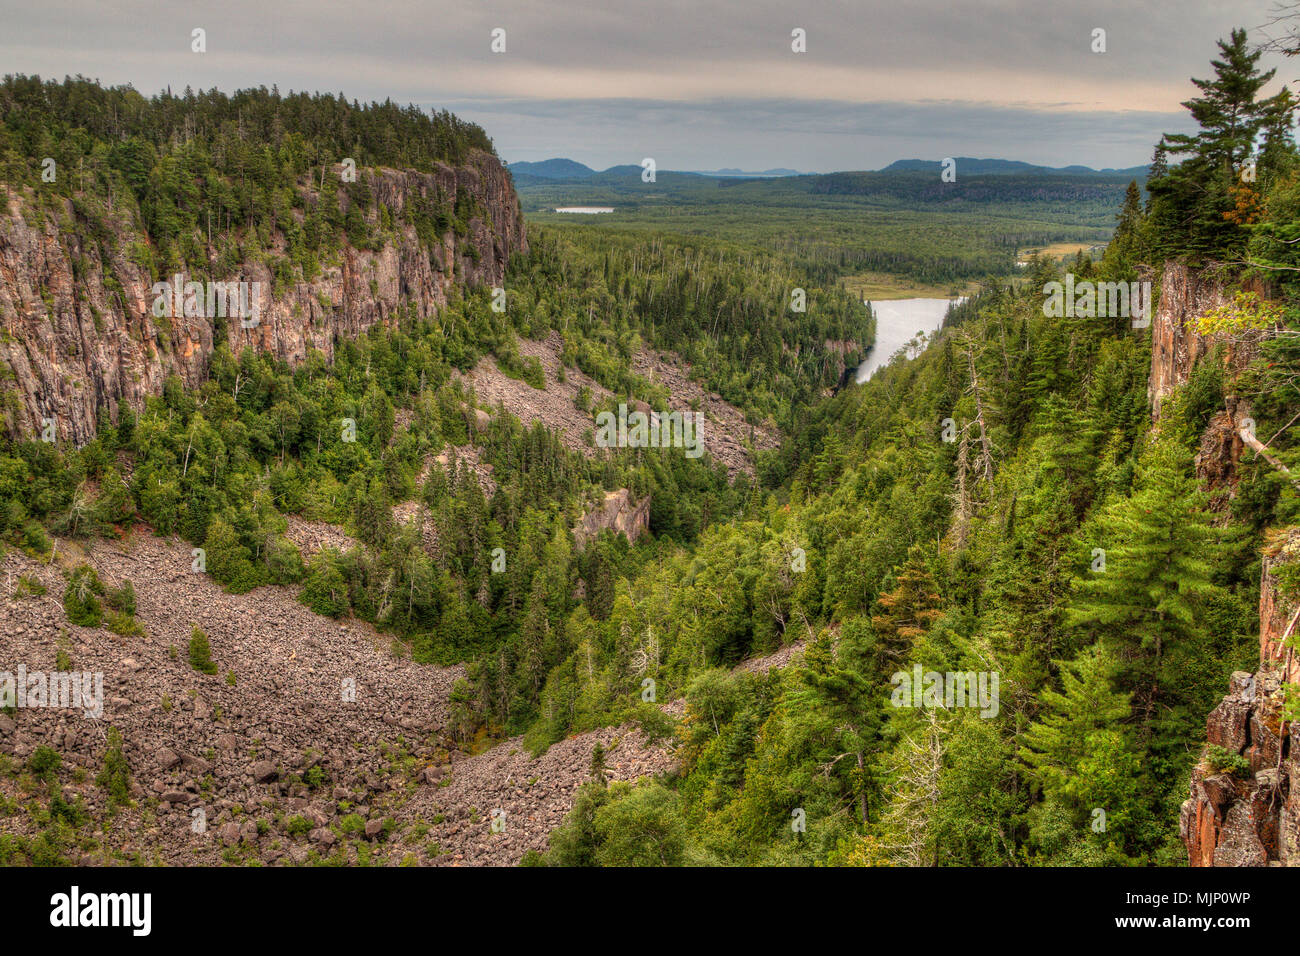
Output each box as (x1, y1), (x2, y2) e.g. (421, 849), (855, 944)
(0, 75), (498, 283)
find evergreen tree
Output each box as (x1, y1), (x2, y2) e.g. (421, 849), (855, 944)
(1148, 29), (1291, 258)
(1066, 436), (1227, 788)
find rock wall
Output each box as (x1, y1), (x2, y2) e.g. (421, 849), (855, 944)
(1181, 528), (1300, 866)
(1148, 262), (1229, 421)
(1148, 262), (1262, 511)
(1147, 261), (1262, 422)
(574, 489), (651, 549)
(0, 151), (526, 445)
(1152, 261), (1297, 866)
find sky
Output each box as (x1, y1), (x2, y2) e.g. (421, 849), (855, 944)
(3, 0), (1296, 173)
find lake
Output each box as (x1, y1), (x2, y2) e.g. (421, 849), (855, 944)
(854, 297), (963, 384)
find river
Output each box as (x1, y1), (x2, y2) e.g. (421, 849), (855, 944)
(854, 297), (964, 384)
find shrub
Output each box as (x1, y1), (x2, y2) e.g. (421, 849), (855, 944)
(13, 575), (46, 598)
(188, 627), (218, 675)
(26, 746), (61, 781)
(63, 565), (104, 628)
(104, 579), (136, 616)
(301, 550), (349, 618)
(106, 611), (144, 638)
(96, 728), (132, 809)
(1203, 744), (1251, 778)
(21, 522), (51, 557)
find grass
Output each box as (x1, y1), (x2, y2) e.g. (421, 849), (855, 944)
(1017, 241), (1106, 261)
(841, 271), (979, 301)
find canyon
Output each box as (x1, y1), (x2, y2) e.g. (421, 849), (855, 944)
(0, 152), (526, 445)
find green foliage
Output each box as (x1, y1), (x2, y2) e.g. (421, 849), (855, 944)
(188, 626), (218, 675)
(95, 727), (132, 810)
(26, 746), (62, 781)
(1146, 29), (1297, 261)
(62, 565), (104, 628)
(0, 76), (494, 274)
(537, 778), (687, 866)
(1203, 744), (1251, 778)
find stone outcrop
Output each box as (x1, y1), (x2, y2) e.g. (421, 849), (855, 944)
(1259, 528), (1300, 685)
(1159, 262), (1297, 867)
(0, 151), (526, 445)
(574, 489), (651, 549)
(1148, 262), (1230, 421)
(1147, 261), (1262, 420)
(1181, 527), (1300, 866)
(1148, 262), (1262, 510)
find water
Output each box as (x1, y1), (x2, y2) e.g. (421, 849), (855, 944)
(553, 206), (614, 214)
(854, 297), (963, 384)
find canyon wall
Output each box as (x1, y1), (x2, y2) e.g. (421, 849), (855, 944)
(0, 150), (526, 445)
(1180, 530), (1299, 867)
(1155, 261), (1299, 866)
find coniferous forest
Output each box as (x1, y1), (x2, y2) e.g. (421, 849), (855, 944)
(2, 6), (1300, 920)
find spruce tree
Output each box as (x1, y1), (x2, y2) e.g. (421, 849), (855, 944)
(1066, 436), (1226, 785)
(1148, 28), (1291, 258)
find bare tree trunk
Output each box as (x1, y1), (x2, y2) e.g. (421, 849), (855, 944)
(963, 336), (995, 481)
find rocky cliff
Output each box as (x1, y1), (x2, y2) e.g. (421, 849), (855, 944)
(1180, 529), (1299, 867)
(1148, 262), (1262, 418)
(0, 151), (526, 445)
(1148, 262), (1262, 511)
(1148, 262), (1231, 421)
(574, 488), (651, 549)
(1162, 257), (1298, 867)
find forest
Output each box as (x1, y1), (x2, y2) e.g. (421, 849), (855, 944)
(2, 24), (1299, 868)
(516, 163), (1131, 287)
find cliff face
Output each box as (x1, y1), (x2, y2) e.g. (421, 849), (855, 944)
(1144, 260), (1298, 866)
(1171, 283), (1296, 867)
(1148, 262), (1259, 510)
(574, 489), (651, 549)
(0, 150), (526, 445)
(1148, 262), (1228, 421)
(1180, 530), (1299, 866)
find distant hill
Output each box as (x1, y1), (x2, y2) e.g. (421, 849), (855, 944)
(691, 168), (804, 178)
(509, 159), (805, 182)
(506, 158), (595, 180)
(597, 164), (650, 179)
(881, 157), (1149, 178)
(512, 156), (1147, 184)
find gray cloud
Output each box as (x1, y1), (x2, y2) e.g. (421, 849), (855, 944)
(1, 0), (1291, 171)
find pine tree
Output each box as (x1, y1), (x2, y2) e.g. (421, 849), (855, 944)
(1021, 644), (1131, 800)
(1066, 437), (1226, 771)
(796, 618), (883, 824)
(1148, 29), (1290, 257)
(1101, 180), (1146, 276)
(870, 547), (943, 674)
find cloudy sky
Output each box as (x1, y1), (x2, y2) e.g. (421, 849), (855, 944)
(4, 0), (1295, 172)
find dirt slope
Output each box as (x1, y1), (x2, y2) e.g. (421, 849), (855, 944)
(0, 530), (801, 866)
